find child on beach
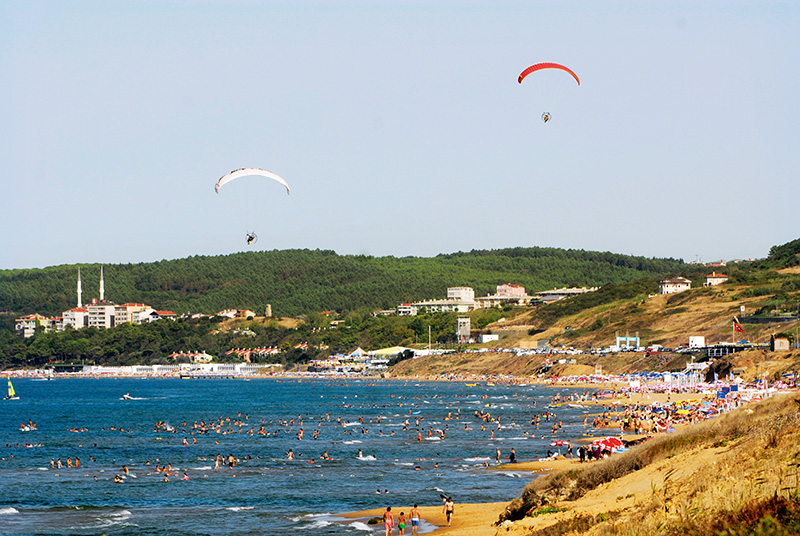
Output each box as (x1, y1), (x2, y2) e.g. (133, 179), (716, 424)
(397, 512), (407, 535)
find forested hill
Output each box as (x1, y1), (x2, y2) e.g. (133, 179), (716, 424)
(0, 247), (687, 318)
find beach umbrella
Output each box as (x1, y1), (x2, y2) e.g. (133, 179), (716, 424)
(591, 437), (624, 451)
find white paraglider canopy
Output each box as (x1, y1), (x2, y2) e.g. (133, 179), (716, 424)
(215, 168), (291, 195)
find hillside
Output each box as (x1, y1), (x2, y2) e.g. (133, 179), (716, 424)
(496, 391), (800, 536)
(442, 267), (800, 353)
(0, 247), (686, 320)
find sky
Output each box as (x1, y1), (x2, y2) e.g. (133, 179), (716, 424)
(2, 1), (798, 270)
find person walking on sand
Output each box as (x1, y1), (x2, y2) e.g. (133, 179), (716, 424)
(443, 497), (454, 527)
(409, 504), (421, 536)
(383, 506), (394, 536)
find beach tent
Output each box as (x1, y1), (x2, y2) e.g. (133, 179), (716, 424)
(369, 346), (413, 356)
(348, 348), (367, 357)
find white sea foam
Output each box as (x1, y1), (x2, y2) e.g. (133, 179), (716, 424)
(348, 521), (372, 531)
(306, 520), (333, 529)
(194, 466), (212, 470)
(342, 440), (362, 444)
(226, 506), (255, 511)
(357, 455), (377, 461)
(463, 457), (491, 462)
(0, 507), (19, 515)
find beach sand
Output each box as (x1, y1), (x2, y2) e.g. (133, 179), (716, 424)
(343, 502), (509, 536)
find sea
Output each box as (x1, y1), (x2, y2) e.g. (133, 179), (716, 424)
(1, 377), (597, 535)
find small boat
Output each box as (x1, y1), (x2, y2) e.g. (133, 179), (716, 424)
(5, 379), (19, 400)
(122, 393), (133, 400)
(179, 372), (191, 380)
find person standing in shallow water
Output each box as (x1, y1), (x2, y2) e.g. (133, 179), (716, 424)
(409, 504), (421, 536)
(383, 506), (394, 536)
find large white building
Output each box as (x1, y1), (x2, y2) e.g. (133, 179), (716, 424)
(88, 300), (118, 328)
(658, 277), (692, 295)
(447, 287), (475, 302)
(62, 307), (89, 330)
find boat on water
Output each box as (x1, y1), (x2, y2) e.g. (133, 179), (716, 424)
(122, 393), (133, 400)
(5, 379), (19, 400)
(179, 372), (191, 380)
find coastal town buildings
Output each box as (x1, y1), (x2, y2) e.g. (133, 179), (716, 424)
(397, 287), (476, 316)
(14, 313), (54, 338)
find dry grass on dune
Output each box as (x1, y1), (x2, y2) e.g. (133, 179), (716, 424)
(498, 392), (800, 536)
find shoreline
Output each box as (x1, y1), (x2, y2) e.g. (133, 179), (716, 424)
(342, 502), (510, 536)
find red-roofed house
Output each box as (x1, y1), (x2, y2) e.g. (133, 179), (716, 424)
(134, 309), (177, 323)
(704, 272), (728, 287)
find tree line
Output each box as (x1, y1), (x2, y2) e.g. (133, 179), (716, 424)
(0, 247), (688, 324)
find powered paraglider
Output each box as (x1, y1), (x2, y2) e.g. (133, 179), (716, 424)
(518, 63), (580, 124)
(215, 168), (291, 246)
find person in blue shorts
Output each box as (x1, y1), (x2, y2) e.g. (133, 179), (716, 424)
(409, 504), (420, 536)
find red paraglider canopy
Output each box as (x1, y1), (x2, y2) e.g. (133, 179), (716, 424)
(518, 62), (581, 85)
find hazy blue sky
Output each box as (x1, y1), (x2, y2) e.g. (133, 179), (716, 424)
(3, 1), (798, 269)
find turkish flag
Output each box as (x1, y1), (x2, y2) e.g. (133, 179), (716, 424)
(733, 317), (745, 333)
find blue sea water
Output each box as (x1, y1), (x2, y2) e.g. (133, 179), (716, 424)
(0, 377), (595, 535)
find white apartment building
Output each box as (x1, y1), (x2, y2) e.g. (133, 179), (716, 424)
(87, 301), (118, 328)
(61, 307), (89, 330)
(447, 287), (475, 303)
